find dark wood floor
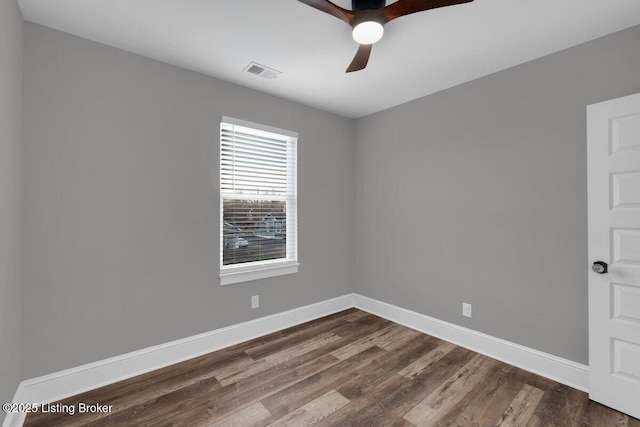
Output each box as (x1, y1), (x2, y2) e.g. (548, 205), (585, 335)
(25, 309), (639, 426)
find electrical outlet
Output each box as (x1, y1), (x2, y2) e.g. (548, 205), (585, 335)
(251, 295), (259, 309)
(462, 303), (472, 318)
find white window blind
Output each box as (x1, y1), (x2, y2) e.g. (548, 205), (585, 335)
(219, 117), (298, 285)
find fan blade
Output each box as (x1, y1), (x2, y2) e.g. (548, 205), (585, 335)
(383, 0), (473, 22)
(346, 44), (372, 73)
(297, 0), (354, 24)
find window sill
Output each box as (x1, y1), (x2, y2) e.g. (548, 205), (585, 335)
(219, 260), (299, 286)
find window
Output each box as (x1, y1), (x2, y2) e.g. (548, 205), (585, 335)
(219, 116), (298, 285)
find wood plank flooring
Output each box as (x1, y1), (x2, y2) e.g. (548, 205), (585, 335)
(24, 309), (640, 427)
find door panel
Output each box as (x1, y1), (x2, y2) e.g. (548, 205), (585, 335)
(611, 171), (640, 208)
(612, 282), (640, 323)
(611, 114), (640, 153)
(612, 228), (640, 266)
(588, 92), (640, 419)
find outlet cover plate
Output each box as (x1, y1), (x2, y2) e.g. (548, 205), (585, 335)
(251, 295), (259, 309)
(462, 303), (472, 318)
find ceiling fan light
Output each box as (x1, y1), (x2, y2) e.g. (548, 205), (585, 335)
(352, 21), (384, 44)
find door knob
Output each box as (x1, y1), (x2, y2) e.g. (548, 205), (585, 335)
(592, 261), (608, 274)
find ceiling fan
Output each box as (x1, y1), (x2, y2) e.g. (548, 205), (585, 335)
(298, 0), (474, 72)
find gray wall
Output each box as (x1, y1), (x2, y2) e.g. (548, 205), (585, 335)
(22, 23), (355, 378)
(355, 25), (640, 364)
(0, 0), (23, 404)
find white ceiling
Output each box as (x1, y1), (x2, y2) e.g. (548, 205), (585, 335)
(18, 0), (640, 118)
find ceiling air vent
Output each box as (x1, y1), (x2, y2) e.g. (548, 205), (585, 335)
(244, 62), (281, 80)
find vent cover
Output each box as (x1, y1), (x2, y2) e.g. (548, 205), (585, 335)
(244, 62), (281, 80)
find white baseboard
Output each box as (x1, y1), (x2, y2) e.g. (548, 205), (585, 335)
(2, 384), (24, 427)
(4, 292), (590, 427)
(2, 294), (355, 427)
(354, 294), (589, 392)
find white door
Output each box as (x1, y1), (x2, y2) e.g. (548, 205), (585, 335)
(588, 92), (640, 419)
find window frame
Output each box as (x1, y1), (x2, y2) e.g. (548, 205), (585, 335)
(219, 116), (299, 286)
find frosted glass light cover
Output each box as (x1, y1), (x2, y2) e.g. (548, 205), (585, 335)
(352, 21), (384, 44)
